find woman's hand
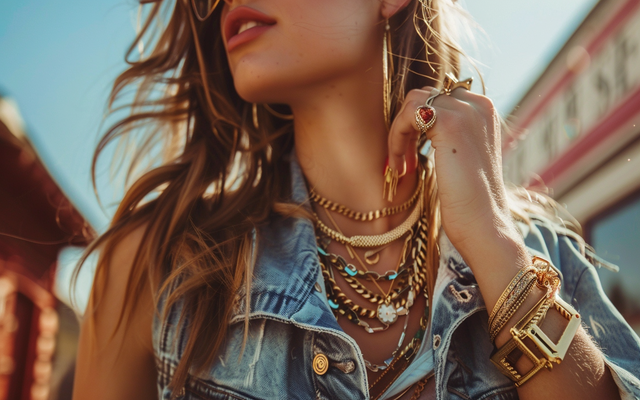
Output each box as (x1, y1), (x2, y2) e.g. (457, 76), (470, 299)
(387, 85), (622, 400)
(387, 85), (522, 265)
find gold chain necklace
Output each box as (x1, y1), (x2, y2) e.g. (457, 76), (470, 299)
(309, 169), (425, 221)
(322, 250), (410, 306)
(314, 192), (423, 248)
(317, 215), (430, 331)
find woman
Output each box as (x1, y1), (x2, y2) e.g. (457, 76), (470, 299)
(73, 0), (640, 398)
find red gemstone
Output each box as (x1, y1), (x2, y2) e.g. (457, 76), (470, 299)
(419, 107), (434, 124)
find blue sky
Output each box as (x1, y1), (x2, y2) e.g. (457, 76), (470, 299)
(1, 0), (599, 231)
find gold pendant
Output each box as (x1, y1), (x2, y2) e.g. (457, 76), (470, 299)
(382, 165), (399, 203)
(377, 302), (398, 325)
(364, 243), (392, 265)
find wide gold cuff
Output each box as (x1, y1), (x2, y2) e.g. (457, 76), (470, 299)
(490, 294), (581, 387)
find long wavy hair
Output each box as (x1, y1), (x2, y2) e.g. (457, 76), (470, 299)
(76, 0), (481, 394)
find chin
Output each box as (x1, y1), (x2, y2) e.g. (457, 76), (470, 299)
(229, 47), (368, 104)
(231, 69), (299, 105)
(229, 61), (284, 103)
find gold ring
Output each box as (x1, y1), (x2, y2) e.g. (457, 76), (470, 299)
(415, 105), (436, 134)
(442, 72), (473, 95)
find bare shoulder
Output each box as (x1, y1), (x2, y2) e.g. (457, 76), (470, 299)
(73, 223), (158, 400)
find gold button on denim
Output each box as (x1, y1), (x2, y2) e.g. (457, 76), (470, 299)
(313, 353), (329, 375)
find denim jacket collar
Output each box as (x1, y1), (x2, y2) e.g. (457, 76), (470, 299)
(155, 153), (640, 400)
(229, 152), (339, 330)
(229, 153), (480, 330)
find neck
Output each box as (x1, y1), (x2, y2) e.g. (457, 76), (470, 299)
(291, 70), (418, 233)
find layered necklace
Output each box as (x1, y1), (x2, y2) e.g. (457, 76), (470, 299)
(312, 166), (430, 384)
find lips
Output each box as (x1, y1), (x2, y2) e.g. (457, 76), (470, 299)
(223, 6), (276, 52)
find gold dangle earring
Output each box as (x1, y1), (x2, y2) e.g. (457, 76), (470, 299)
(382, 19), (393, 131)
(382, 19), (399, 203)
(252, 103), (260, 129)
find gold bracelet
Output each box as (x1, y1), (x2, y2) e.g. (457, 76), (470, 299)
(488, 273), (538, 342)
(531, 256), (561, 293)
(488, 266), (536, 330)
(490, 258), (581, 387)
(488, 256), (562, 342)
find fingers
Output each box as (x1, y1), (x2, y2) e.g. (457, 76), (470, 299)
(387, 85), (492, 176)
(387, 89), (428, 177)
(386, 86), (459, 175)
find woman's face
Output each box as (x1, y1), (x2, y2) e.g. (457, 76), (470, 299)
(220, 0), (383, 105)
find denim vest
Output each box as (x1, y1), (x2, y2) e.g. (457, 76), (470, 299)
(153, 156), (640, 400)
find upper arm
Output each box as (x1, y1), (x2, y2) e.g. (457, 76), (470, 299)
(73, 225), (158, 400)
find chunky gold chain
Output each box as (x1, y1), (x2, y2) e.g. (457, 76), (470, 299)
(309, 171), (424, 221)
(318, 216), (429, 326)
(314, 195), (422, 248)
(324, 249), (411, 306)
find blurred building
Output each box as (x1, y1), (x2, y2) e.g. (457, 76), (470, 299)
(503, 0), (640, 332)
(0, 95), (92, 400)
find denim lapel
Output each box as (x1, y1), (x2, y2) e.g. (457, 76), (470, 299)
(230, 153), (339, 330)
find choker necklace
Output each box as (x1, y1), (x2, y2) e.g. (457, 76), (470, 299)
(309, 168), (425, 222)
(313, 190), (423, 248)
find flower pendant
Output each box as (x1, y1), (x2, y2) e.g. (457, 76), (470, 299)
(377, 302), (398, 325)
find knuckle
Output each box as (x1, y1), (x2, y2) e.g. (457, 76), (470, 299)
(406, 88), (427, 103)
(401, 99), (422, 118)
(408, 97), (423, 109)
(474, 94), (496, 113)
(458, 100), (475, 112)
(448, 116), (466, 132)
(435, 109), (458, 129)
(407, 88), (424, 97)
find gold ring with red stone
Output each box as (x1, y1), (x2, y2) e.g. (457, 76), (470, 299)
(415, 104), (436, 134)
(416, 88), (441, 134)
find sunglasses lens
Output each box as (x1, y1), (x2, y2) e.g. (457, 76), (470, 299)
(191, 0), (219, 21)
